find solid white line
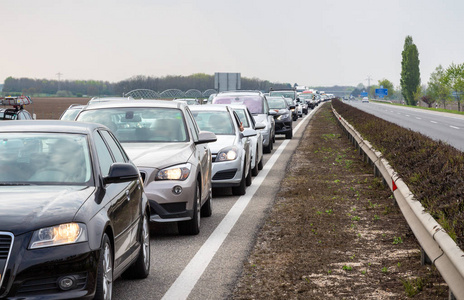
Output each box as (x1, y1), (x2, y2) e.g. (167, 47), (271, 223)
(161, 108), (317, 300)
(450, 125), (460, 130)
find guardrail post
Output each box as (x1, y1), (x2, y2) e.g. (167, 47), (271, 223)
(420, 247), (432, 265)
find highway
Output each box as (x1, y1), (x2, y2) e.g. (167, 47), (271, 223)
(347, 101), (464, 151)
(111, 106), (320, 300)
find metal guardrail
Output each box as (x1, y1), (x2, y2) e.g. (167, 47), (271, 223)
(332, 107), (464, 300)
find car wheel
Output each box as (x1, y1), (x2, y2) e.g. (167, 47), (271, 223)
(263, 140), (272, 154)
(200, 187), (212, 217)
(122, 211), (150, 279)
(178, 183), (200, 235)
(285, 130), (293, 139)
(251, 149), (259, 176)
(232, 163), (246, 196)
(258, 156), (263, 170)
(95, 234), (113, 300)
(245, 161), (252, 186)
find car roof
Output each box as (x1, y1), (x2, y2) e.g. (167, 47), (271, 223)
(83, 99), (184, 110)
(0, 120), (103, 134)
(189, 104), (230, 112)
(215, 92), (262, 97)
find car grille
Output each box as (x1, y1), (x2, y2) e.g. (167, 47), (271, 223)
(0, 235), (12, 259)
(213, 169), (237, 180)
(139, 171), (146, 183)
(16, 272), (87, 295)
(0, 233), (14, 291)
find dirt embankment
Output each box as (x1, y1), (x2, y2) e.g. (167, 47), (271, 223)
(232, 103), (447, 299)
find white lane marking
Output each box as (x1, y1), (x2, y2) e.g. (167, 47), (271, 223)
(415, 117), (422, 120)
(450, 126), (460, 130)
(161, 108), (317, 300)
(405, 114), (410, 117)
(430, 121), (438, 124)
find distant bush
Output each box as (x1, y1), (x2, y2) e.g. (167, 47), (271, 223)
(332, 99), (464, 248)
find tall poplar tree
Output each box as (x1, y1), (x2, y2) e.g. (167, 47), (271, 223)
(400, 36), (421, 105)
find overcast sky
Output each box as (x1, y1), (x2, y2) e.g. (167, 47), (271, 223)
(1, 0), (463, 88)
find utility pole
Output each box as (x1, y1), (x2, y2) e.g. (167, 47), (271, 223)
(56, 72), (63, 91)
(366, 75), (373, 97)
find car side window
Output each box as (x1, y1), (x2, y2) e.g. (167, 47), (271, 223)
(100, 130), (128, 163)
(185, 109), (199, 142)
(94, 131), (114, 177)
(263, 97), (269, 113)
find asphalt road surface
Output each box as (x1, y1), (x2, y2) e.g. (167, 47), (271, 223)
(347, 101), (464, 151)
(112, 105), (322, 300)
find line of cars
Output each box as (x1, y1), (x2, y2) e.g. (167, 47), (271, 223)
(0, 90), (300, 299)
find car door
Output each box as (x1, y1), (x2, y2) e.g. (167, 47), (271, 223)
(93, 130), (138, 268)
(232, 110), (251, 171)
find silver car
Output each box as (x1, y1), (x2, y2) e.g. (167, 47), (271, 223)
(228, 104), (265, 176)
(75, 100), (216, 235)
(190, 105), (256, 195)
(212, 91), (276, 153)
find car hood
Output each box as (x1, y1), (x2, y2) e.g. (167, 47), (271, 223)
(208, 135), (238, 153)
(122, 142), (193, 169)
(253, 114), (268, 125)
(271, 109), (290, 116)
(0, 186), (95, 235)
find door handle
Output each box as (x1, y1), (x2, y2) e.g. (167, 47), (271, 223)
(126, 189), (130, 201)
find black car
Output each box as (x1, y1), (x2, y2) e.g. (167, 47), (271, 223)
(0, 121), (150, 299)
(266, 96), (293, 139)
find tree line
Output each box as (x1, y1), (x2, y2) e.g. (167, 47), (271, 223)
(1, 73), (292, 97)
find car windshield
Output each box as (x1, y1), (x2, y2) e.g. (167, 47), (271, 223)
(299, 94), (313, 100)
(267, 98), (287, 109)
(269, 91), (296, 100)
(60, 108), (82, 121)
(77, 107), (189, 143)
(0, 133), (92, 185)
(213, 95), (264, 114)
(191, 111), (235, 135)
(233, 109), (250, 128)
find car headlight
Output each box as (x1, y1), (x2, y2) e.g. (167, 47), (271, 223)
(29, 223), (88, 249)
(156, 163), (191, 181)
(216, 146), (239, 161)
(277, 113), (290, 120)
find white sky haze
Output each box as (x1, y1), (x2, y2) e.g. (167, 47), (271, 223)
(1, 0), (463, 88)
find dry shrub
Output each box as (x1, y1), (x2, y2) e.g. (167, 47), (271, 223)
(332, 99), (464, 248)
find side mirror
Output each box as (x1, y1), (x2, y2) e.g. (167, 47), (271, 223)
(289, 105), (296, 110)
(195, 131), (217, 144)
(268, 110), (277, 116)
(240, 128), (257, 138)
(255, 122), (265, 130)
(104, 163), (140, 184)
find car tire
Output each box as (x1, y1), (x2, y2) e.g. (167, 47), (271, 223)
(178, 183), (200, 235)
(263, 141), (272, 154)
(245, 161), (252, 186)
(285, 130), (293, 139)
(200, 187), (212, 217)
(94, 234), (113, 300)
(122, 211), (150, 279)
(258, 156), (263, 170)
(232, 164), (246, 196)
(251, 149), (259, 176)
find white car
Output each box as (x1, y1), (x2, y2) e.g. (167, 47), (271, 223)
(228, 104), (265, 176)
(190, 105), (257, 195)
(362, 97), (369, 103)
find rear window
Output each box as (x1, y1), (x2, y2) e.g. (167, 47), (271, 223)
(269, 91), (296, 100)
(213, 95), (264, 114)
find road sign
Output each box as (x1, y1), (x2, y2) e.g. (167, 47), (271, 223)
(375, 88), (388, 98)
(360, 92), (368, 97)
